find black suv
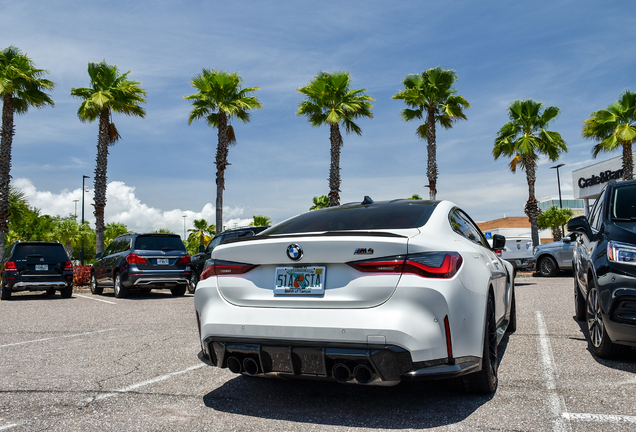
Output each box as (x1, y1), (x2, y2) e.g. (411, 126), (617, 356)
(568, 179), (636, 358)
(1, 241), (74, 300)
(188, 226), (269, 293)
(91, 233), (191, 298)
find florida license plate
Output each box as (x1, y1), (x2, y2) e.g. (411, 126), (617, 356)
(157, 259), (169, 265)
(35, 264), (48, 271)
(274, 266), (325, 295)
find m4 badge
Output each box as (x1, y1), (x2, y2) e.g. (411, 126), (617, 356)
(354, 248), (374, 255)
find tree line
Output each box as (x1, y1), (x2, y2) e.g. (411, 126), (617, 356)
(2, 46), (635, 260)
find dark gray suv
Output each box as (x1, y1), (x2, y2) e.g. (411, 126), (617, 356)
(91, 233), (191, 298)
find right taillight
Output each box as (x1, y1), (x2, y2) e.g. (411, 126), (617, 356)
(4, 261), (17, 271)
(126, 254), (148, 264)
(200, 260), (258, 280)
(347, 252), (462, 279)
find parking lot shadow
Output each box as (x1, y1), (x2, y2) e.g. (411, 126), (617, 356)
(203, 370), (495, 429)
(572, 316), (636, 373)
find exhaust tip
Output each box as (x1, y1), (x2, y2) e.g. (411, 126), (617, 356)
(227, 356), (242, 374)
(243, 357), (260, 376)
(332, 363), (352, 383)
(353, 364), (375, 384)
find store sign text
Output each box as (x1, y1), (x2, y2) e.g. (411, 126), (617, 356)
(578, 169), (623, 189)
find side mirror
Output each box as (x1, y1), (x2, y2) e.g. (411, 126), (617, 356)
(562, 237), (572, 243)
(492, 234), (506, 250)
(567, 216), (592, 239)
(199, 245), (205, 253)
(95, 252), (102, 259)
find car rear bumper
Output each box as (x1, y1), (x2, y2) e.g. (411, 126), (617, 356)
(123, 271), (190, 288)
(6, 276), (72, 292)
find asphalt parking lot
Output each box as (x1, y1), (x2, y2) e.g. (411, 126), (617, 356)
(1, 277), (635, 431)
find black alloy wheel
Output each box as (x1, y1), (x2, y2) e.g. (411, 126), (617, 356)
(586, 283), (623, 358)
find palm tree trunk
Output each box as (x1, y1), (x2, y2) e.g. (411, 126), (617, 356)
(623, 143), (634, 181)
(0, 94), (15, 261)
(426, 106), (438, 200)
(523, 157), (541, 247)
(328, 124), (343, 207)
(215, 113), (230, 234)
(93, 109), (110, 256)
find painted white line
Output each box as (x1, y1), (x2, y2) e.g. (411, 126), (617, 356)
(535, 311), (571, 432)
(0, 329), (116, 348)
(563, 412), (636, 423)
(74, 294), (117, 304)
(0, 423), (18, 431)
(87, 364), (205, 403)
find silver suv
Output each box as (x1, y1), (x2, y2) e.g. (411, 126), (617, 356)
(533, 233), (575, 277)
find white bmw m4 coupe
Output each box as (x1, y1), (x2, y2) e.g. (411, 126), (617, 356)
(194, 198), (516, 393)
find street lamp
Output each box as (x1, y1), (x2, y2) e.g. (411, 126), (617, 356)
(81, 175), (90, 266)
(550, 163), (565, 208)
(182, 215), (187, 240)
(73, 199), (79, 219)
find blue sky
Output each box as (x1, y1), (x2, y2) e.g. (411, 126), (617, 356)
(2, 0), (635, 234)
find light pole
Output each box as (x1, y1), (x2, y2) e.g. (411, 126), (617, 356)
(182, 215), (187, 240)
(550, 163), (565, 208)
(73, 199), (79, 219)
(81, 175), (90, 266)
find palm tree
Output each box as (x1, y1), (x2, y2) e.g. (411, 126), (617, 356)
(538, 205), (573, 241)
(583, 90), (636, 180)
(8, 185), (29, 226)
(408, 194), (422, 200)
(0, 46), (54, 259)
(310, 195), (329, 210)
(297, 72), (373, 207)
(493, 99), (567, 247)
(392, 67), (470, 200)
(188, 218), (215, 249)
(250, 215), (271, 226)
(71, 61), (146, 256)
(185, 69), (262, 234)
(53, 217), (81, 259)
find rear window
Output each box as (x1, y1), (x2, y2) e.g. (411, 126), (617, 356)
(611, 184), (636, 220)
(263, 201), (437, 235)
(12, 244), (68, 261)
(134, 235), (186, 251)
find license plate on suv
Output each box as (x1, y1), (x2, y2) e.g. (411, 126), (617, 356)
(157, 259), (169, 265)
(274, 266), (325, 295)
(35, 264), (48, 271)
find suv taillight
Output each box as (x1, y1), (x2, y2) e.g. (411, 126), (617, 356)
(347, 252), (463, 279)
(64, 261), (73, 271)
(4, 261), (17, 271)
(126, 254), (148, 264)
(177, 255), (191, 264)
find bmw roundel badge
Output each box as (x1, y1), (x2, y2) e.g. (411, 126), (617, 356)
(286, 244), (303, 261)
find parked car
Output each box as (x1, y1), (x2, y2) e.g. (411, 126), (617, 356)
(91, 233), (191, 298)
(194, 198), (515, 393)
(533, 233), (576, 277)
(500, 236), (535, 273)
(188, 226), (269, 293)
(1, 241), (73, 300)
(568, 179), (636, 358)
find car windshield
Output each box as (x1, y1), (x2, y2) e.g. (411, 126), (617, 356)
(611, 184), (636, 220)
(13, 244), (68, 261)
(134, 235), (186, 251)
(262, 201), (438, 235)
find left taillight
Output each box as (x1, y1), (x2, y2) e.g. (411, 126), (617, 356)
(347, 252), (463, 279)
(4, 261), (17, 271)
(126, 254), (147, 264)
(64, 261), (73, 271)
(200, 260), (258, 281)
(177, 255), (191, 264)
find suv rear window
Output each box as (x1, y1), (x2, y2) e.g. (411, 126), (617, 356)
(134, 235), (186, 251)
(263, 201), (437, 235)
(12, 244), (68, 261)
(611, 184), (636, 220)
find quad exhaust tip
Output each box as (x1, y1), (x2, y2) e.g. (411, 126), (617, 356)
(353, 364), (375, 384)
(332, 363), (352, 383)
(227, 356), (242, 374)
(243, 357), (260, 376)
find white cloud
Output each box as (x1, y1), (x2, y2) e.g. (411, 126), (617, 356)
(13, 178), (252, 236)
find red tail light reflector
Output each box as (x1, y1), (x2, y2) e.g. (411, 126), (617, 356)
(347, 252), (462, 279)
(4, 261), (17, 271)
(126, 254), (148, 264)
(64, 261), (73, 271)
(200, 260), (258, 280)
(178, 255), (191, 264)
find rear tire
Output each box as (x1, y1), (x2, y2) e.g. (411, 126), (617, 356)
(574, 278), (586, 321)
(90, 273), (103, 295)
(171, 285), (186, 297)
(46, 288), (56, 296)
(462, 294), (498, 394)
(506, 288), (517, 333)
(113, 274), (129, 298)
(187, 272), (198, 294)
(538, 256), (558, 277)
(0, 279), (11, 300)
(61, 284), (73, 299)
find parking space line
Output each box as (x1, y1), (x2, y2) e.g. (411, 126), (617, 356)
(535, 311), (571, 432)
(74, 294), (117, 304)
(0, 329), (115, 348)
(0, 423), (18, 431)
(562, 413), (636, 423)
(87, 364), (205, 403)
